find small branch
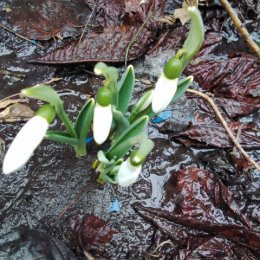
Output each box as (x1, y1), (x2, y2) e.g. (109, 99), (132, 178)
(219, 0), (260, 58)
(0, 23), (45, 49)
(187, 89), (260, 171)
(78, 1), (96, 44)
(124, 10), (155, 67)
(232, 124), (242, 154)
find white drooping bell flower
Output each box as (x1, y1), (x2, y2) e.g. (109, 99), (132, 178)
(93, 103), (113, 145)
(3, 116), (48, 174)
(93, 87), (113, 145)
(152, 73), (178, 114)
(2, 104), (55, 175)
(117, 159), (142, 187)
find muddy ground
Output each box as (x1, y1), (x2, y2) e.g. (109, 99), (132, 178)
(0, 1), (259, 259)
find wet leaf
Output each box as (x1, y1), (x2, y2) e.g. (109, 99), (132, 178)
(174, 123), (259, 149)
(32, 26), (152, 64)
(134, 168), (260, 252)
(0, 103), (34, 122)
(75, 215), (117, 251)
(0, 226), (77, 260)
(1, 0), (89, 40)
(185, 54), (260, 101)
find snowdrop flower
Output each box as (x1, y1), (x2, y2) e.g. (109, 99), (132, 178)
(93, 103), (113, 145)
(152, 73), (178, 114)
(3, 119), (45, 174)
(93, 88), (113, 145)
(2, 104), (55, 174)
(117, 159), (142, 187)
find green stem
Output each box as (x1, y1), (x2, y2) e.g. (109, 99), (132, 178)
(75, 140), (87, 157)
(55, 103), (77, 138)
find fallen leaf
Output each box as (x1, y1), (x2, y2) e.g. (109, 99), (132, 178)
(133, 168), (260, 252)
(0, 98), (26, 109)
(0, 103), (34, 122)
(1, 0), (89, 40)
(75, 215), (117, 252)
(31, 26), (152, 64)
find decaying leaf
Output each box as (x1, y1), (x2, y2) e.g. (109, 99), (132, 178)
(0, 98), (26, 109)
(31, 26), (152, 64)
(1, 0), (89, 40)
(0, 103), (34, 123)
(75, 215), (117, 252)
(134, 168), (260, 253)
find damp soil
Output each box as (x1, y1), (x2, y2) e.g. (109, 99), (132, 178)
(0, 1), (260, 260)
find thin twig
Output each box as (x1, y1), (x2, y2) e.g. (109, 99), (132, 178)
(124, 10), (155, 67)
(0, 93), (22, 103)
(0, 23), (45, 49)
(41, 77), (63, 85)
(147, 239), (175, 257)
(78, 1), (96, 44)
(219, 0), (260, 58)
(232, 124), (242, 154)
(187, 89), (260, 171)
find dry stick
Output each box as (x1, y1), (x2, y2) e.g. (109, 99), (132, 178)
(219, 0), (260, 58)
(78, 1), (96, 44)
(0, 23), (44, 49)
(124, 10), (155, 67)
(186, 89), (260, 171)
(232, 124), (242, 154)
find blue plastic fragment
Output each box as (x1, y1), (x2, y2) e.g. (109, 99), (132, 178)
(109, 198), (121, 212)
(86, 136), (94, 144)
(31, 40), (37, 45)
(151, 110), (172, 123)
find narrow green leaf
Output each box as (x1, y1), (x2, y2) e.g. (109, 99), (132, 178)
(128, 104), (156, 123)
(181, 6), (204, 68)
(117, 65), (135, 113)
(107, 116), (149, 159)
(46, 131), (79, 146)
(171, 76), (193, 103)
(22, 85), (63, 107)
(128, 90), (153, 122)
(74, 98), (95, 140)
(112, 108), (131, 138)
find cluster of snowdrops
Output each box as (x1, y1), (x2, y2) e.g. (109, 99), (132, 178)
(2, 6), (204, 187)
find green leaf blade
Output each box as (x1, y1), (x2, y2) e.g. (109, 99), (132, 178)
(46, 130), (79, 146)
(74, 98), (95, 140)
(171, 76), (193, 103)
(22, 85), (63, 107)
(117, 65), (135, 113)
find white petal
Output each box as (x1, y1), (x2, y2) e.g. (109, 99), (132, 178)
(117, 160), (142, 187)
(152, 74), (178, 113)
(3, 116), (48, 174)
(93, 104), (112, 145)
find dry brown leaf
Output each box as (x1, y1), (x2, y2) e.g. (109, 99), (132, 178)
(0, 103), (34, 123)
(0, 99), (26, 109)
(174, 0), (199, 25)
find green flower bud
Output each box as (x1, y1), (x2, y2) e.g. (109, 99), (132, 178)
(35, 104), (56, 124)
(130, 149), (145, 167)
(96, 88), (113, 107)
(94, 62), (107, 75)
(163, 57), (183, 80)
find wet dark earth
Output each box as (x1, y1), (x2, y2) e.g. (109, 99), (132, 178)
(0, 1), (260, 259)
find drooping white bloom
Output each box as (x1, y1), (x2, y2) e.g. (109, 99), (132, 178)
(117, 159), (142, 187)
(93, 103), (113, 145)
(152, 74), (178, 114)
(3, 115), (49, 174)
